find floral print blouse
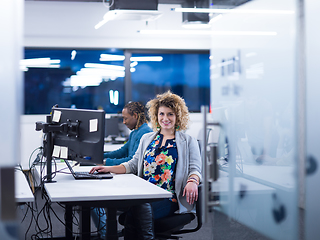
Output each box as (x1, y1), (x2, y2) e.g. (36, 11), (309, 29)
(143, 133), (178, 202)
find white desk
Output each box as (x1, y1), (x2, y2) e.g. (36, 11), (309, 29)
(15, 170), (34, 203)
(241, 164), (295, 191)
(211, 175), (275, 196)
(104, 143), (124, 152)
(37, 165), (171, 240)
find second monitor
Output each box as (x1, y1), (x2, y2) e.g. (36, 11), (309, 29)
(105, 117), (121, 143)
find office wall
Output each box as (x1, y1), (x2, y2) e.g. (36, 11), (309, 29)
(20, 115), (46, 170)
(24, 1), (211, 50)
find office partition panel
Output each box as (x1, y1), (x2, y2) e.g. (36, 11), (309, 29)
(0, 0), (23, 238)
(305, 0), (320, 239)
(209, 0), (298, 239)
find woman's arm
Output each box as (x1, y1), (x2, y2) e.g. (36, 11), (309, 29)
(89, 165), (126, 174)
(183, 174), (200, 205)
(182, 135), (202, 205)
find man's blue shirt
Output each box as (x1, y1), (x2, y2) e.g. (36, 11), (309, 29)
(103, 123), (152, 166)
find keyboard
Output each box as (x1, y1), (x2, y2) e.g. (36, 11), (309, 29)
(73, 171), (113, 180)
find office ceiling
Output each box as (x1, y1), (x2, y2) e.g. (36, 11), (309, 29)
(25, 0), (251, 8)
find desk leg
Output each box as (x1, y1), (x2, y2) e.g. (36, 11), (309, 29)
(80, 206), (91, 240)
(106, 207), (118, 240)
(65, 205), (73, 240)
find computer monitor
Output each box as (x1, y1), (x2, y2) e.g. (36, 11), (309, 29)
(50, 107), (105, 165)
(105, 117), (120, 141)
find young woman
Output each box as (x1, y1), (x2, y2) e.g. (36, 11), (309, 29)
(90, 91), (202, 240)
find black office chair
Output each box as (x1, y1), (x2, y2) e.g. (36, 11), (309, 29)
(118, 185), (202, 240)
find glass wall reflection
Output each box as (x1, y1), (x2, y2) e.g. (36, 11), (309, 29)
(209, 0), (298, 239)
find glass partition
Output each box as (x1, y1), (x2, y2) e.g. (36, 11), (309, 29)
(209, 0), (298, 239)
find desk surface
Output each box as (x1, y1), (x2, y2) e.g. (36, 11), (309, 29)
(35, 164), (171, 240)
(241, 164), (295, 190)
(104, 143), (124, 152)
(211, 175), (275, 195)
(15, 170), (34, 203)
(39, 165), (171, 203)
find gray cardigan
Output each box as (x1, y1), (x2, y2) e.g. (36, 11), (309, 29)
(122, 131), (202, 213)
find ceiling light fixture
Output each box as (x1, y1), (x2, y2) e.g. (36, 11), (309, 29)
(130, 56), (163, 62)
(182, 22), (211, 29)
(20, 58), (61, 71)
(95, 10), (162, 29)
(100, 54), (126, 61)
(84, 63), (125, 71)
(99, 54), (163, 62)
(172, 8), (294, 14)
(138, 30), (277, 36)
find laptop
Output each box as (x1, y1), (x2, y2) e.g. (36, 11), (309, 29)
(64, 160), (113, 180)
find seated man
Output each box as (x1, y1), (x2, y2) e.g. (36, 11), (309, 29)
(92, 101), (152, 239)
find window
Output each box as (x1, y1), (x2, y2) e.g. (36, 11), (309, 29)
(23, 48), (210, 114)
(24, 48), (124, 114)
(130, 51), (210, 112)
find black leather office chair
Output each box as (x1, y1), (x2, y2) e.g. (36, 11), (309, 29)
(118, 185), (202, 240)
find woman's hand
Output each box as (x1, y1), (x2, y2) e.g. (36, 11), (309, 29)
(89, 165), (126, 174)
(89, 166), (108, 174)
(183, 181), (198, 205)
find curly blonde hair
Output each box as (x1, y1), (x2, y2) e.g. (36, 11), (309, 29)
(146, 91), (190, 131)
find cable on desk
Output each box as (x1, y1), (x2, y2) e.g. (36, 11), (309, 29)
(22, 147), (108, 239)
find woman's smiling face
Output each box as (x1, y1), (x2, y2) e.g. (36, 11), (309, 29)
(157, 106), (176, 132)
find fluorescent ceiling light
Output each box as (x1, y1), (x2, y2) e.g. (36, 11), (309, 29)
(100, 54), (125, 61)
(20, 57), (61, 70)
(139, 30), (277, 36)
(20, 58), (60, 66)
(99, 55), (163, 62)
(130, 56), (163, 62)
(172, 8), (294, 14)
(71, 50), (77, 60)
(84, 63), (125, 71)
(77, 68), (125, 78)
(209, 14), (223, 24)
(95, 10), (162, 29)
(182, 22), (211, 29)
(69, 75), (103, 87)
(130, 61), (138, 67)
(24, 65), (61, 68)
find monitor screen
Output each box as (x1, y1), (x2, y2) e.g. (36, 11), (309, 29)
(105, 117), (120, 139)
(51, 107), (105, 165)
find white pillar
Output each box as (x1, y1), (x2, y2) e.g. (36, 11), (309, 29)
(0, 0), (23, 239)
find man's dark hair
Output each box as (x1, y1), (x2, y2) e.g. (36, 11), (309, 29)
(124, 101), (147, 129)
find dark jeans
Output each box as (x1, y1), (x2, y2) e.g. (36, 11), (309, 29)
(124, 199), (178, 240)
(151, 199), (179, 219)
